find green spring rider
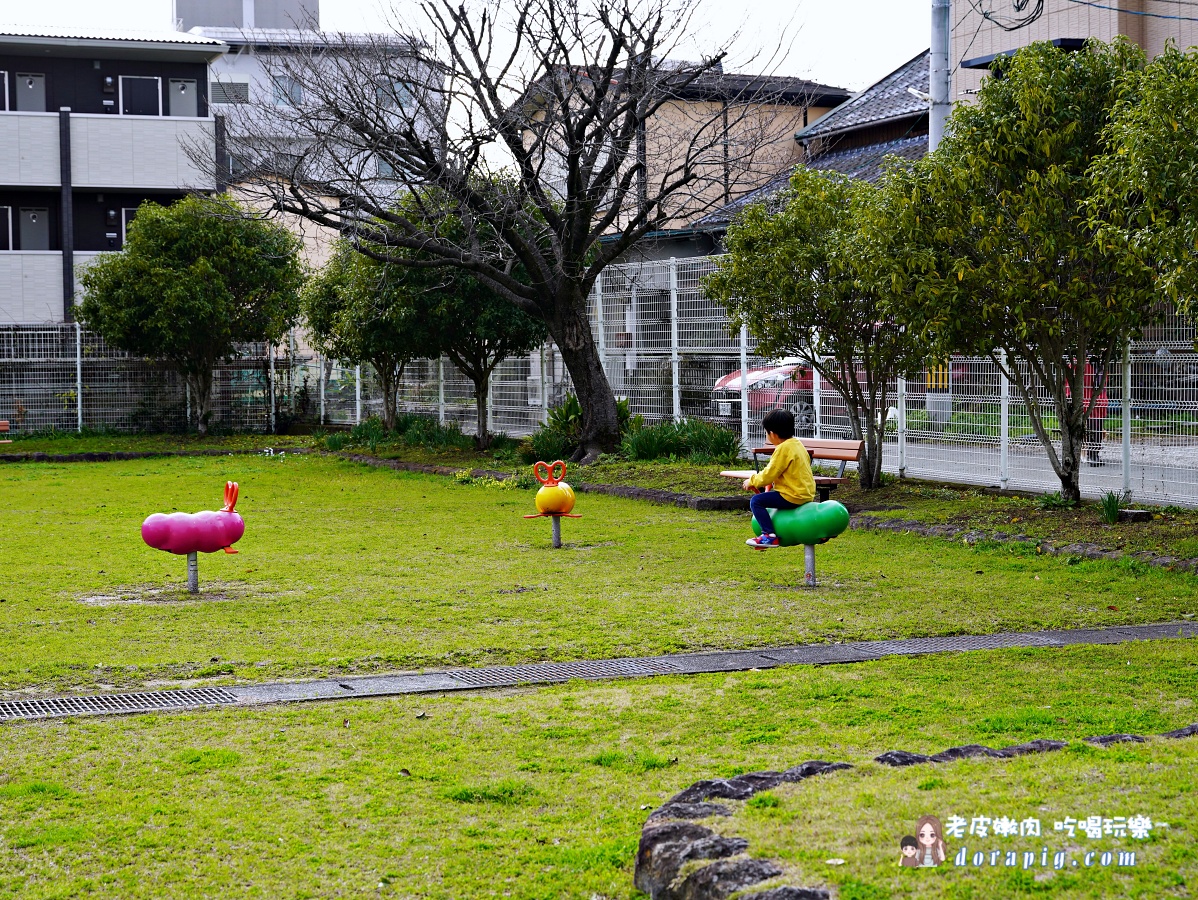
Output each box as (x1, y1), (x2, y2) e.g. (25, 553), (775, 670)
(751, 500), (850, 587)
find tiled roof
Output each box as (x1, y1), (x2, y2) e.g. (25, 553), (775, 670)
(692, 134), (927, 228)
(805, 133), (927, 182)
(797, 50), (929, 140)
(0, 25), (225, 46)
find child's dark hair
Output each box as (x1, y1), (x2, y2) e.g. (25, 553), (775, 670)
(901, 836), (918, 849)
(762, 408), (795, 440)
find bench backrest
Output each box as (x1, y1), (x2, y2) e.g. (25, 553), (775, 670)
(752, 438), (864, 479)
(753, 439), (864, 462)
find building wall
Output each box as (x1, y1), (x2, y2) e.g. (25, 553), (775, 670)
(951, 0), (1198, 99)
(0, 55), (210, 117)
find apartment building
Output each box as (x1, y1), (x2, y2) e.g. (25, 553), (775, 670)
(0, 27), (227, 324)
(953, 0), (1198, 96)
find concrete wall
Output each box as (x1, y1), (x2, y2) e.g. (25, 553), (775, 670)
(0, 250), (107, 324)
(0, 112), (60, 186)
(71, 114), (215, 191)
(1, 112), (215, 190)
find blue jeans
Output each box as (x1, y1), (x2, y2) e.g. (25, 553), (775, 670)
(750, 490), (799, 535)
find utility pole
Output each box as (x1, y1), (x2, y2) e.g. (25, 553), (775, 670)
(930, 0), (952, 150)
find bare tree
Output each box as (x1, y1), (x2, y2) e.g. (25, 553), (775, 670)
(225, 0), (802, 460)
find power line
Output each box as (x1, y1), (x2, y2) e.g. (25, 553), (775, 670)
(965, 0), (1045, 32)
(1065, 0), (1198, 19)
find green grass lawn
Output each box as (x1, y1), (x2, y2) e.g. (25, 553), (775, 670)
(2, 454), (1196, 899)
(0, 643), (1195, 899)
(1, 454), (1195, 694)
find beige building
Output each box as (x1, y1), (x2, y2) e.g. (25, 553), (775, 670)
(953, 0), (1198, 98)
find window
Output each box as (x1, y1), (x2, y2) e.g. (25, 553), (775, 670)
(122, 208), (139, 247)
(0, 72), (8, 111)
(0, 207), (11, 251)
(15, 73), (46, 112)
(210, 79), (250, 104)
(120, 76), (162, 116)
(273, 76), (303, 107)
(376, 80), (413, 110)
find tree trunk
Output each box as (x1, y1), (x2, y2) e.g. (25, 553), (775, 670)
(375, 360), (401, 432)
(473, 376), (490, 450)
(545, 287), (619, 463)
(860, 414), (887, 491)
(1056, 404), (1085, 504)
(186, 369), (214, 437)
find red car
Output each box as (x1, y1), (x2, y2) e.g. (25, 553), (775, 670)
(710, 359), (815, 432)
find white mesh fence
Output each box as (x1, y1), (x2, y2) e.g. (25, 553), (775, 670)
(3, 256), (1198, 506)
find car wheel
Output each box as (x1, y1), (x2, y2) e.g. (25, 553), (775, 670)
(790, 399), (816, 436)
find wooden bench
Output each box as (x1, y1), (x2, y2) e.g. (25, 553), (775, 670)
(0, 420), (9, 444)
(720, 438), (865, 502)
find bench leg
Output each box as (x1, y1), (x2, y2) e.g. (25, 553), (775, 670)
(818, 487), (830, 502)
(804, 544), (816, 588)
(187, 551), (199, 594)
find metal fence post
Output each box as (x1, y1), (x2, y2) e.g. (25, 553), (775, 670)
(486, 369), (494, 435)
(438, 357), (445, 425)
(355, 364), (362, 425)
(669, 257), (681, 421)
(595, 273), (606, 379)
(812, 366), (822, 438)
(269, 343), (276, 434)
(186, 382), (191, 430)
(897, 375), (906, 478)
(1122, 339), (1132, 493)
(739, 324), (750, 455)
(540, 347), (548, 425)
(318, 355), (325, 425)
(999, 350), (1009, 490)
(288, 329), (296, 414)
(75, 321), (83, 432)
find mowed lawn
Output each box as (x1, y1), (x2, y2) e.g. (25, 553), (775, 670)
(1, 454), (1196, 692)
(0, 644), (1195, 899)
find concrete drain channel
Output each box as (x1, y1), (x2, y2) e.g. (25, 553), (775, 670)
(1, 622), (1194, 723)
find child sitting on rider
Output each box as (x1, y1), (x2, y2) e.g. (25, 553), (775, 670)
(743, 409), (816, 549)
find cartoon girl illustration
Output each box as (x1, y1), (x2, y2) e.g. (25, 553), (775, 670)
(899, 835), (920, 867)
(915, 814), (948, 867)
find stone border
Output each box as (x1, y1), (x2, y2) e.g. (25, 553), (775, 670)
(0, 448), (297, 463)
(637, 723), (1198, 900)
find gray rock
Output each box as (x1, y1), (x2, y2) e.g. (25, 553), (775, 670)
(1118, 509), (1153, 523)
(648, 802), (733, 821)
(635, 822), (747, 898)
(740, 888), (830, 900)
(1000, 739), (1068, 756)
(1161, 722), (1198, 739)
(874, 750), (931, 767)
(930, 744), (1005, 762)
(670, 857), (783, 900)
(781, 760), (853, 782)
(1084, 733), (1147, 746)
(726, 771), (786, 794)
(667, 778), (758, 805)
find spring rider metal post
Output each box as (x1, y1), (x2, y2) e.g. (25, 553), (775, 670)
(524, 460), (581, 548)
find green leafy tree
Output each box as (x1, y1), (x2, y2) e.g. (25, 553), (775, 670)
(1091, 44), (1198, 317)
(877, 40), (1165, 502)
(303, 244), (438, 432)
(705, 168), (930, 489)
(426, 277), (547, 451)
(78, 195), (303, 435)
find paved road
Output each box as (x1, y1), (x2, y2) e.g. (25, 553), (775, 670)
(883, 438), (1198, 505)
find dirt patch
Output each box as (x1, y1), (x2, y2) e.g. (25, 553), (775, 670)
(76, 582), (250, 605)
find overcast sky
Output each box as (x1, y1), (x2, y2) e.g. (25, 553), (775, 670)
(3, 0), (930, 91)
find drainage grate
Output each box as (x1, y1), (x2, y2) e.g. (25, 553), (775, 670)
(0, 687), (239, 721)
(451, 657), (679, 688)
(866, 633), (1060, 656)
